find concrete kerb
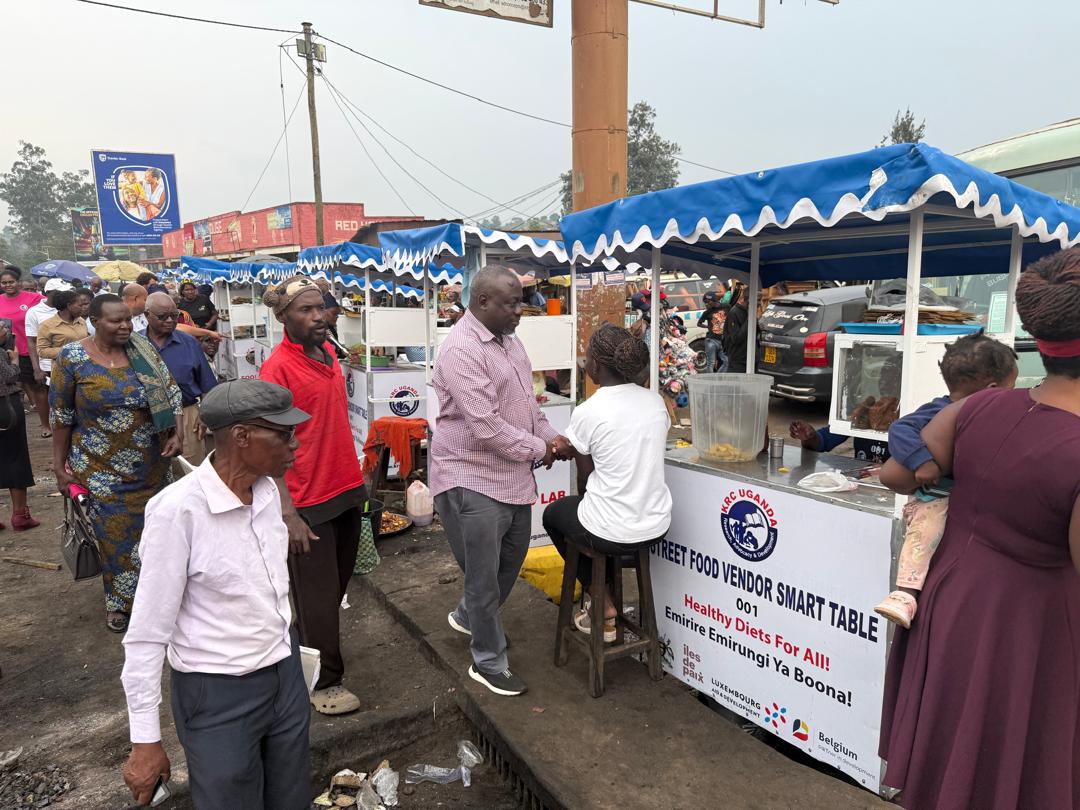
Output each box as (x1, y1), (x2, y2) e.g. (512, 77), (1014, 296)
(354, 562), (563, 809)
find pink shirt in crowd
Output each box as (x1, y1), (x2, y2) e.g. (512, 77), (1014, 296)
(429, 310), (558, 505)
(0, 291), (44, 355)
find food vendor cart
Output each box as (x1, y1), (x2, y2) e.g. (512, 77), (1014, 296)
(297, 242), (446, 467)
(379, 223), (578, 547)
(560, 143), (1080, 793)
(178, 256), (293, 380)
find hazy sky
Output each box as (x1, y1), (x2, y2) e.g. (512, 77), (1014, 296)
(2, 0), (1077, 227)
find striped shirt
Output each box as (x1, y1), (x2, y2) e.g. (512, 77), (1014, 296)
(429, 310), (558, 505)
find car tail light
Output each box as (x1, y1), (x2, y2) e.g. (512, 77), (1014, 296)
(804, 332), (829, 367)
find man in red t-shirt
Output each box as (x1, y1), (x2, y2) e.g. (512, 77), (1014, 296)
(259, 276), (367, 716)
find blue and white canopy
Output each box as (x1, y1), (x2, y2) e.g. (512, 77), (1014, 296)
(560, 144), (1080, 286)
(335, 273), (423, 300)
(178, 256), (299, 285)
(296, 242), (384, 277)
(379, 223), (567, 279)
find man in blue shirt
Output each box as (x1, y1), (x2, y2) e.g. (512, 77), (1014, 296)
(143, 292), (217, 463)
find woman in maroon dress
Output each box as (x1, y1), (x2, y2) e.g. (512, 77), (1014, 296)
(879, 247), (1080, 809)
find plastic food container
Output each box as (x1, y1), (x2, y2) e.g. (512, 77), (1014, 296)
(688, 374), (772, 463)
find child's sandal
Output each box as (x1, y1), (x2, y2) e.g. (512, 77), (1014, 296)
(874, 590), (917, 629)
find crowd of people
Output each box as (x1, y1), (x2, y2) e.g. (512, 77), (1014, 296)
(3, 243), (1080, 808)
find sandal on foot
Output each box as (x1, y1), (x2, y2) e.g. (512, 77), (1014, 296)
(874, 591), (917, 629)
(106, 612), (129, 633)
(40, 430), (52, 439)
(309, 685), (361, 715)
(574, 608), (616, 643)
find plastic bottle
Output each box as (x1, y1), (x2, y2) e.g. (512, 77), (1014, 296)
(406, 481), (434, 527)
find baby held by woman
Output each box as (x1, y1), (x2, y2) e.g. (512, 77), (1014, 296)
(876, 332), (1018, 628)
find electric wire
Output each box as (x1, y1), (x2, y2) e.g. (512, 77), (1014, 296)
(464, 179), (563, 221)
(313, 31), (570, 129)
(318, 71), (416, 215)
(75, 0), (301, 33)
(234, 82), (306, 217)
(322, 72), (542, 220)
(79, 1), (741, 178)
(277, 44), (295, 201)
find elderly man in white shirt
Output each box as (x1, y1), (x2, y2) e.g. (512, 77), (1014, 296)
(121, 379), (311, 809)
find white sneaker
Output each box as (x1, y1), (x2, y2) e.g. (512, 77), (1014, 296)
(468, 665), (527, 696)
(447, 611), (471, 636)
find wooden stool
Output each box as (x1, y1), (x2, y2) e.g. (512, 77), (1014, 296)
(367, 437), (425, 497)
(554, 538), (664, 697)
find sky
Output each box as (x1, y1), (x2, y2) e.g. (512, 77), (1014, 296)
(2, 0), (1077, 229)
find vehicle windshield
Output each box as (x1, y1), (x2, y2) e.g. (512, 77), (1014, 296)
(664, 278), (725, 314)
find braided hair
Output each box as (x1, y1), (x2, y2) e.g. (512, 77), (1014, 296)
(1016, 247), (1080, 378)
(589, 322), (650, 385)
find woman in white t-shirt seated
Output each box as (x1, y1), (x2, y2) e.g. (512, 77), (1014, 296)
(543, 323), (672, 642)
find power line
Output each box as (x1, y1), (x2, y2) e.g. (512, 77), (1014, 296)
(80, 2), (742, 185)
(322, 76), (477, 217)
(321, 72), (540, 220)
(314, 31), (571, 129)
(75, 0), (301, 34)
(278, 46), (294, 201)
(319, 71), (416, 215)
(675, 156), (737, 176)
(465, 179), (562, 221)
(234, 82), (306, 217)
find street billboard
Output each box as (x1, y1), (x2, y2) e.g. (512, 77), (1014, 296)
(419, 0), (553, 27)
(90, 150), (181, 245)
(70, 208), (160, 263)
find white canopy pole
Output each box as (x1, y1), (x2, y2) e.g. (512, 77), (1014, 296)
(1002, 227), (1023, 342)
(899, 211), (925, 417)
(570, 261), (579, 400)
(650, 246), (661, 393)
(746, 240), (761, 373)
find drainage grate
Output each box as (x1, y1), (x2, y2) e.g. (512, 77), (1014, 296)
(472, 728), (553, 810)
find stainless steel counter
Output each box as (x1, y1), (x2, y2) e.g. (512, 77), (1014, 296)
(665, 443), (898, 518)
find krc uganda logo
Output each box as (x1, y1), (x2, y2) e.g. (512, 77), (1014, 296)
(721, 488), (778, 562)
(389, 386), (420, 417)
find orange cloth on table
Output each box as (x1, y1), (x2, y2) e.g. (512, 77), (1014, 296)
(363, 416), (428, 479)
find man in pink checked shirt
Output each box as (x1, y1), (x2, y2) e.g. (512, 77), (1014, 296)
(430, 266), (571, 697)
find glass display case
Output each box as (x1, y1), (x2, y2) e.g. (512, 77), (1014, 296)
(828, 333), (963, 441)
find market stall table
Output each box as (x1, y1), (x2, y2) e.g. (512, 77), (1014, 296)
(560, 142), (1080, 795)
(656, 445), (897, 790)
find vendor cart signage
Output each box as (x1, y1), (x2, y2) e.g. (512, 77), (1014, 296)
(652, 464), (893, 791)
(720, 488), (778, 562)
(389, 385), (421, 417)
(419, 0), (553, 27)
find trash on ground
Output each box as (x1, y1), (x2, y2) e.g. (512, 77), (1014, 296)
(356, 781), (382, 810)
(331, 769), (365, 790)
(0, 557), (61, 571)
(0, 748), (22, 770)
(371, 761), (399, 807)
(404, 739), (485, 789)
(313, 764), (394, 810)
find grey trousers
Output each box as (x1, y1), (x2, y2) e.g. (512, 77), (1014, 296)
(435, 487), (531, 675)
(170, 635), (311, 809)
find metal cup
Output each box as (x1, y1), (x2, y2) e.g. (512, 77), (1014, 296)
(768, 435), (785, 461)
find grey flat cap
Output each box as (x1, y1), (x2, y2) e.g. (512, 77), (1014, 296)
(199, 380), (310, 431)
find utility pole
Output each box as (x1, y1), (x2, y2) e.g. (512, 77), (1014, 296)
(571, 0), (629, 396)
(302, 21), (325, 246)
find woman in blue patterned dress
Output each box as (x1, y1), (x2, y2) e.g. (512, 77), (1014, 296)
(49, 294), (183, 632)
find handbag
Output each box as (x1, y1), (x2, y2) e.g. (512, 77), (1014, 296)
(0, 392), (17, 431)
(60, 495), (102, 581)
